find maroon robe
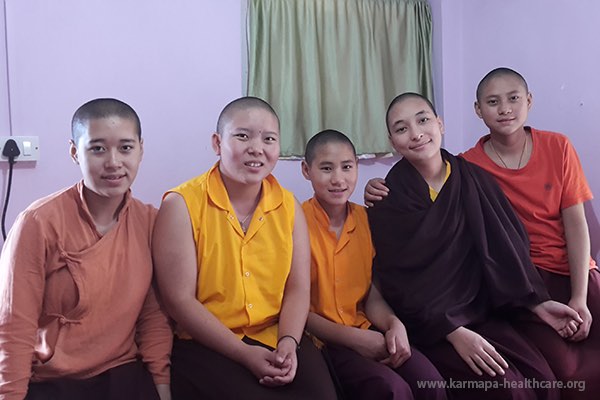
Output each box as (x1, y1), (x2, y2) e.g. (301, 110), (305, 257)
(368, 150), (549, 345)
(368, 151), (559, 399)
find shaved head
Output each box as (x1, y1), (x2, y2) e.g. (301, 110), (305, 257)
(71, 98), (141, 143)
(476, 67), (528, 102)
(385, 92), (437, 134)
(216, 96), (279, 134)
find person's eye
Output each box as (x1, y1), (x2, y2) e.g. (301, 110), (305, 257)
(89, 146), (105, 153)
(419, 117), (430, 124)
(234, 133), (249, 140)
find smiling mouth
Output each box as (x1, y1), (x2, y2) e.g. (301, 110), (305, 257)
(409, 139), (432, 150)
(103, 174), (126, 180)
(245, 161), (263, 167)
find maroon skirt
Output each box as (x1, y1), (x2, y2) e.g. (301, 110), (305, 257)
(512, 268), (600, 400)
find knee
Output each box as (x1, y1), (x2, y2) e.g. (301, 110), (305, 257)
(366, 374), (414, 400)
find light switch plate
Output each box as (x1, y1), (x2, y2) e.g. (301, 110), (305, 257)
(0, 136), (40, 162)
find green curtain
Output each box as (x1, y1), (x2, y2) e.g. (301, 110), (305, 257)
(247, 0), (433, 157)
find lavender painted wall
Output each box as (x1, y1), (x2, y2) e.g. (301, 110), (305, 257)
(0, 0), (242, 239)
(455, 0), (600, 260)
(0, 0), (397, 245)
(0, 0), (598, 258)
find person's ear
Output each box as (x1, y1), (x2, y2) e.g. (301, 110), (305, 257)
(211, 132), (222, 156)
(474, 101), (483, 119)
(526, 92), (533, 110)
(438, 117), (445, 135)
(301, 160), (311, 180)
(69, 139), (79, 164)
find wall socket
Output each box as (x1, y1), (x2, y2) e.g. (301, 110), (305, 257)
(0, 136), (40, 162)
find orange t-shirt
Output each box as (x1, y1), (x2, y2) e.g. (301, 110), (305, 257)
(168, 163), (296, 348)
(303, 198), (374, 329)
(461, 128), (595, 275)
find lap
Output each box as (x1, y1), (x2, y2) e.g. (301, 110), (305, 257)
(171, 335), (337, 400)
(25, 361), (159, 400)
(420, 318), (558, 400)
(326, 344), (446, 400)
(511, 268), (600, 399)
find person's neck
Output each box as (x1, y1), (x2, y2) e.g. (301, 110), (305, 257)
(412, 153), (446, 192)
(82, 186), (125, 235)
(489, 127), (528, 154)
(221, 174), (262, 218)
(317, 198), (347, 240)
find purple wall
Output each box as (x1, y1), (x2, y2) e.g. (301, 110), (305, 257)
(0, 0), (242, 237)
(455, 0), (600, 261)
(0, 0), (598, 259)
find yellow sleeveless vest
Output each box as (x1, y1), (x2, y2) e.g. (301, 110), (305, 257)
(167, 163), (295, 347)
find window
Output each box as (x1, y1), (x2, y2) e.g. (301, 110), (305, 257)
(247, 0), (433, 157)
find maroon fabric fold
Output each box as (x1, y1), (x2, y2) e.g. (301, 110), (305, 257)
(368, 150), (549, 345)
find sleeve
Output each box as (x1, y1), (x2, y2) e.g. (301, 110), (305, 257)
(560, 137), (593, 209)
(134, 279), (173, 385)
(0, 212), (47, 399)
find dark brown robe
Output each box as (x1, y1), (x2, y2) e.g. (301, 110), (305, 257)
(367, 150), (549, 346)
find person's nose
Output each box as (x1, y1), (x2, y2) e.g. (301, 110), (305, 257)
(411, 130), (424, 141)
(105, 149), (123, 168)
(247, 137), (264, 155)
(498, 101), (512, 115)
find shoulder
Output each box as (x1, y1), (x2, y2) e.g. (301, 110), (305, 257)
(6, 185), (77, 244)
(170, 171), (211, 196)
(349, 201), (368, 218)
(265, 174), (296, 208)
(531, 127), (570, 146)
(452, 153), (500, 187)
(530, 128), (576, 161)
(127, 196), (158, 224)
(349, 202), (370, 228)
(301, 197), (314, 214)
(20, 184), (78, 221)
(460, 135), (488, 162)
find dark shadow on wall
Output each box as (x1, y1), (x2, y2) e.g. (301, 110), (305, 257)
(585, 201), (600, 262)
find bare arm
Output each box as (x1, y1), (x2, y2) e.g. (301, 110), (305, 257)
(562, 203), (592, 341)
(152, 193), (283, 382)
(306, 312), (388, 362)
(364, 283), (411, 367)
(306, 312), (367, 349)
(265, 198), (311, 385)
